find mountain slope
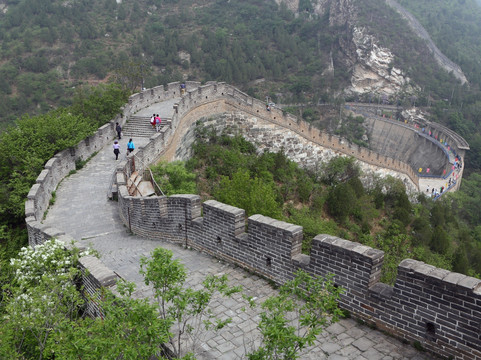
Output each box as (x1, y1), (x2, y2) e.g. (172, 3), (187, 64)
(0, 0), (480, 128)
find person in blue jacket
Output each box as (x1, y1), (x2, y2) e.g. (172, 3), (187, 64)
(127, 138), (135, 155)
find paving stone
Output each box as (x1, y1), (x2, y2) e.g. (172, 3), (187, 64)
(233, 345), (246, 357)
(353, 356), (368, 360)
(346, 326), (367, 339)
(221, 331), (235, 342)
(326, 322), (347, 335)
(336, 332), (355, 346)
(320, 342), (341, 354)
(361, 347), (384, 360)
(221, 350), (238, 359)
(326, 355), (346, 360)
(216, 341), (236, 353)
(207, 339), (218, 348)
(352, 337), (375, 352)
(337, 344), (361, 358)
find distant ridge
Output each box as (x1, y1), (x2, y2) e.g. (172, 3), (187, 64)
(385, 0), (469, 84)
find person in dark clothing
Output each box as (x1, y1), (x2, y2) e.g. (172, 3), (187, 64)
(116, 122), (122, 139)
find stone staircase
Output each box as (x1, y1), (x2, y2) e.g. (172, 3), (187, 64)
(122, 116), (171, 138)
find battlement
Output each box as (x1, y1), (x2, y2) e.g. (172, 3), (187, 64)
(116, 190), (481, 359)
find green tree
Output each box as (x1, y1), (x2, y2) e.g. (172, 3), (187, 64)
(327, 182), (356, 223)
(151, 161), (197, 195)
(215, 169), (282, 219)
(113, 59), (151, 93)
(430, 225), (451, 255)
(0, 109), (96, 223)
(69, 83), (129, 128)
(247, 270), (344, 360)
(140, 247), (241, 358)
(51, 280), (172, 360)
(0, 239), (86, 360)
(321, 156), (360, 186)
(453, 245), (469, 275)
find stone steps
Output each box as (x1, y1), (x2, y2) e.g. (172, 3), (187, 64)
(123, 116), (171, 138)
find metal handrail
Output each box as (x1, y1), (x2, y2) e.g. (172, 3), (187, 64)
(146, 167), (165, 196)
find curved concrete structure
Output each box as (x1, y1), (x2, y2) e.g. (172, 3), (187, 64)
(346, 102), (468, 194)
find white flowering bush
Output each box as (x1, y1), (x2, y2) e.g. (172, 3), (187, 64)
(10, 239), (76, 288)
(1, 239), (86, 359)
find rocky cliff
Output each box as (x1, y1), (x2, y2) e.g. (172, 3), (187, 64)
(276, 0), (464, 96)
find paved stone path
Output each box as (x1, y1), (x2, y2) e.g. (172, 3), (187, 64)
(43, 99), (434, 359)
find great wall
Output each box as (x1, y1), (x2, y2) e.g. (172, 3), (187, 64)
(25, 82), (480, 359)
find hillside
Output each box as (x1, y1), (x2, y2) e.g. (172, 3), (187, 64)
(1, 0), (480, 127)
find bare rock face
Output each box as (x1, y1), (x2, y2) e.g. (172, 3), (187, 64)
(274, 0), (417, 96)
(328, 0), (355, 27)
(348, 27), (414, 95)
(400, 108), (428, 125)
(274, 0), (299, 13)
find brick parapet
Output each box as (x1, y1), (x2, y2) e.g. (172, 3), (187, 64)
(79, 255), (119, 318)
(115, 176), (481, 358)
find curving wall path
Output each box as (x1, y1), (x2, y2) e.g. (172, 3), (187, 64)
(26, 82), (479, 360)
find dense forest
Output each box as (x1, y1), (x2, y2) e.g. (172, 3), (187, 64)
(2, 0), (479, 127)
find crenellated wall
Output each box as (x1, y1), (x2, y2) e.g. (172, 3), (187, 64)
(25, 81), (477, 359)
(116, 192), (481, 360)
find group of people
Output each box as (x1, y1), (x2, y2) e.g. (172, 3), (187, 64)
(426, 176), (458, 199)
(150, 114), (162, 132)
(113, 122), (135, 160)
(113, 137), (135, 160)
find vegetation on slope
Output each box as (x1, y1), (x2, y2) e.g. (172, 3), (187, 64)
(397, 0), (481, 87)
(0, 0), (345, 126)
(0, 84), (128, 311)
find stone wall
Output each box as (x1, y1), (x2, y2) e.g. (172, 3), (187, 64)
(24, 83), (182, 311)
(116, 192), (481, 360)
(129, 82), (465, 192)
(25, 81), (477, 359)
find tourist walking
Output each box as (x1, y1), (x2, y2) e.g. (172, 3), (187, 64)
(127, 138), (135, 155)
(115, 122), (122, 140)
(155, 114), (161, 132)
(113, 140), (120, 160)
(150, 114), (156, 129)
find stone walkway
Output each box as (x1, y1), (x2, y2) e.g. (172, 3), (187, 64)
(42, 100), (434, 359)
